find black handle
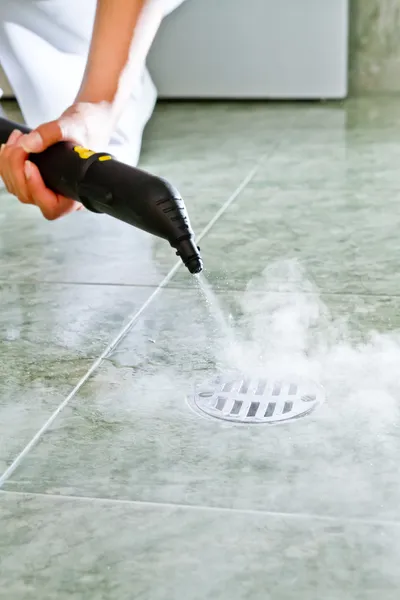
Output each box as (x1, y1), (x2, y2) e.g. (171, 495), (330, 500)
(0, 117), (110, 204)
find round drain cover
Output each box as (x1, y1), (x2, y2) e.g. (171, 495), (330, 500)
(190, 374), (325, 424)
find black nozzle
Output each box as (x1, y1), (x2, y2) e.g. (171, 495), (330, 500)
(79, 162), (204, 275)
(176, 238), (203, 274)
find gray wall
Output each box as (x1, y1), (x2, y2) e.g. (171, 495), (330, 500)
(350, 0), (400, 94)
(1, 1), (400, 98)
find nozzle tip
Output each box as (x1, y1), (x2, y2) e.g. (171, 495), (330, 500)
(186, 255), (203, 274)
(175, 238), (203, 275)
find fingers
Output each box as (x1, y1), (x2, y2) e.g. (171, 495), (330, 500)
(0, 129), (31, 203)
(7, 129), (23, 145)
(24, 160), (82, 220)
(23, 160), (53, 211)
(0, 127), (81, 220)
(20, 120), (63, 154)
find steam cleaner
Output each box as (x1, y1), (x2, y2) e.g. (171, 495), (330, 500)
(0, 117), (203, 274)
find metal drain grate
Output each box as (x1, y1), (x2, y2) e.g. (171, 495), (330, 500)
(190, 375), (325, 424)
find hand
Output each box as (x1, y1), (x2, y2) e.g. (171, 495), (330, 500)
(0, 102), (114, 220)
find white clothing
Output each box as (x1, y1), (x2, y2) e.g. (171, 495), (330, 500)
(0, 0), (186, 165)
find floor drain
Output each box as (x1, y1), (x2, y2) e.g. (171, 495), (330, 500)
(189, 375), (325, 424)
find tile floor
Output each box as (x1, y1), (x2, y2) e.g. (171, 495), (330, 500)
(1, 98), (400, 598)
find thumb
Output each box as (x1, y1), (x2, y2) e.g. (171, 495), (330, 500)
(20, 120), (63, 154)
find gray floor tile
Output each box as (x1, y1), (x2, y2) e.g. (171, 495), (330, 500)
(1, 491), (399, 600)
(0, 194), (177, 285)
(261, 135), (400, 190)
(4, 285), (400, 522)
(287, 97), (400, 131)
(0, 281), (149, 473)
(2, 96), (400, 597)
(168, 184), (400, 294)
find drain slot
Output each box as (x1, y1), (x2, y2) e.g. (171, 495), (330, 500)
(222, 381), (234, 392)
(264, 402), (276, 417)
(283, 401), (293, 414)
(247, 402), (260, 418)
(216, 396), (227, 411)
(288, 383), (298, 395)
(302, 394), (316, 403)
(272, 382), (282, 396)
(255, 380), (267, 395)
(230, 400), (242, 415)
(239, 379), (250, 394)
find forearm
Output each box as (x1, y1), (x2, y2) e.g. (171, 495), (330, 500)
(76, 0), (161, 112)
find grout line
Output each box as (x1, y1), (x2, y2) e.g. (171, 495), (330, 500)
(0, 279), (187, 289)
(0, 279), (398, 299)
(195, 166), (259, 243)
(2, 488), (400, 529)
(0, 164), (260, 488)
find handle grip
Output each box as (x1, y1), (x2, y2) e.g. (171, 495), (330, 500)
(0, 117), (110, 205)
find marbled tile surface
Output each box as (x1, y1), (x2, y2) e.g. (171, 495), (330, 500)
(2, 97), (400, 598)
(4, 284), (400, 524)
(0, 493), (400, 600)
(0, 281), (150, 473)
(2, 492), (400, 600)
